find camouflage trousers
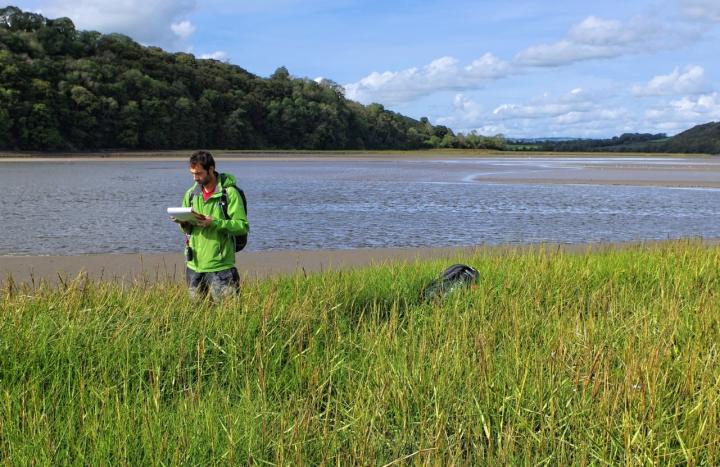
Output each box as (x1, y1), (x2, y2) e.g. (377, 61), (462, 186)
(186, 267), (240, 301)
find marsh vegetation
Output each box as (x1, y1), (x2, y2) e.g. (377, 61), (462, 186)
(1, 240), (719, 463)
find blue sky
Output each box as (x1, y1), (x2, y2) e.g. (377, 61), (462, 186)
(13, 0), (720, 138)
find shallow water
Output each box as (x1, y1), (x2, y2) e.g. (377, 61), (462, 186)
(1, 156), (719, 255)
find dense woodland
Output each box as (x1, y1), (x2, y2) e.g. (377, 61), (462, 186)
(1, 6), (718, 154)
(0, 6), (467, 151)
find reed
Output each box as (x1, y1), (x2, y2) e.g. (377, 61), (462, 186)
(1, 240), (719, 464)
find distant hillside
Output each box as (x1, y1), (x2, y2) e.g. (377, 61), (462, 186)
(663, 121), (720, 154)
(530, 133), (669, 153)
(0, 6), (453, 151)
(521, 123), (720, 155)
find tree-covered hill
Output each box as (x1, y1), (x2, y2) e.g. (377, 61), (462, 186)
(516, 123), (720, 155)
(662, 121), (720, 154)
(0, 6), (456, 151)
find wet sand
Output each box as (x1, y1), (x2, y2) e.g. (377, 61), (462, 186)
(3, 241), (713, 287)
(3, 151), (718, 188)
(1, 246), (485, 286)
(472, 160), (720, 188)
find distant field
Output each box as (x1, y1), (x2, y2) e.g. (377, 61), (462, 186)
(1, 240), (719, 464)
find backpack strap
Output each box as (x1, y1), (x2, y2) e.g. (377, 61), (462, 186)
(219, 173), (247, 220)
(187, 183), (202, 210)
(219, 174), (230, 220)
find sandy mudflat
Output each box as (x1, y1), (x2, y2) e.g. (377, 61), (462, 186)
(471, 157), (720, 188)
(3, 151), (718, 188)
(0, 246), (486, 286)
(3, 241), (713, 287)
(474, 177), (720, 188)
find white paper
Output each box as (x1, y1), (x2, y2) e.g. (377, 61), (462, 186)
(167, 207), (197, 223)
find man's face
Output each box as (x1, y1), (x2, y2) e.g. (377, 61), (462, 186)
(190, 164), (214, 186)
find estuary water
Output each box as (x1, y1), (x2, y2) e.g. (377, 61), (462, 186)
(1, 155), (719, 255)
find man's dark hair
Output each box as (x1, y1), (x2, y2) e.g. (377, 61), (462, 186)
(189, 150), (215, 171)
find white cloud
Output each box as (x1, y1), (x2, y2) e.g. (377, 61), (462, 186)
(171, 20), (195, 39)
(642, 92), (720, 134)
(632, 65), (709, 96)
(679, 0), (720, 22)
(40, 0), (197, 47)
(463, 54), (512, 79)
(199, 51), (228, 61)
(665, 92), (720, 117)
(568, 16), (641, 46)
(343, 53), (511, 105)
(515, 15), (662, 67)
(443, 88), (636, 138)
(492, 88), (596, 119)
(437, 93), (483, 126)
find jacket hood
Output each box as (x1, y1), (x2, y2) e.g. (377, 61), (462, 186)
(218, 172), (237, 187)
(190, 171), (237, 195)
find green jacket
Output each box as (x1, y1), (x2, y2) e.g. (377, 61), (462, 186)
(182, 172), (249, 272)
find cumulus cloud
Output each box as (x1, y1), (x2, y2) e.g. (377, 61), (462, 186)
(343, 53), (511, 105)
(40, 0), (197, 46)
(648, 92), (720, 118)
(492, 88), (596, 119)
(632, 65), (709, 96)
(443, 88), (635, 138)
(344, 7), (709, 112)
(171, 20), (195, 39)
(469, 89), (720, 138)
(199, 51), (228, 61)
(679, 0), (720, 22)
(642, 92), (720, 134)
(435, 94), (484, 128)
(515, 15), (663, 67)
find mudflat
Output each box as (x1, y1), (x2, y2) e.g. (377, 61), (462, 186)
(2, 241), (707, 287)
(0, 246), (483, 286)
(471, 157), (720, 188)
(2, 151), (718, 188)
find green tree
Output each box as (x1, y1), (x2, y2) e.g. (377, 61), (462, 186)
(118, 101), (140, 148)
(37, 17), (76, 55)
(19, 103), (63, 149)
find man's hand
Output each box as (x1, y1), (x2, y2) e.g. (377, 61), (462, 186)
(194, 212), (213, 228)
(171, 217), (191, 228)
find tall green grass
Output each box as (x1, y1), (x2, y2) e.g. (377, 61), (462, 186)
(1, 240), (719, 464)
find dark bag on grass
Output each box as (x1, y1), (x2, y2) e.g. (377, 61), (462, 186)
(422, 264), (480, 301)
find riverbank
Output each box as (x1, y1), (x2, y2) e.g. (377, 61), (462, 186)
(1, 149), (501, 161)
(0, 246), (479, 286)
(0, 148), (707, 161)
(2, 240), (715, 286)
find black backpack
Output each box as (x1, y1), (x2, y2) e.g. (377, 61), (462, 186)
(189, 173), (248, 251)
(422, 264), (480, 301)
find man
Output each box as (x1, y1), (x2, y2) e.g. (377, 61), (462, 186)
(174, 150), (249, 300)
